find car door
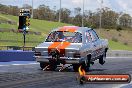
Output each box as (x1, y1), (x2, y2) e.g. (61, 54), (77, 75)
(82, 30), (92, 59)
(88, 30), (101, 58)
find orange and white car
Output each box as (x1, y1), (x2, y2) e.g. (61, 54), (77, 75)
(34, 26), (108, 71)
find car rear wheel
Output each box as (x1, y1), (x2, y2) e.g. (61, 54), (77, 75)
(49, 60), (57, 71)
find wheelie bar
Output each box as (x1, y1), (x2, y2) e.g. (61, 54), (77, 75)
(43, 65), (50, 71)
(59, 65), (72, 72)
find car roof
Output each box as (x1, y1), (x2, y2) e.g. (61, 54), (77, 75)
(51, 26), (92, 33)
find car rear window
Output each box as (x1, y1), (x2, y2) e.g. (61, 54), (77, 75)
(45, 31), (82, 43)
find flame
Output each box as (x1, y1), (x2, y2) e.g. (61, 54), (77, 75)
(78, 66), (86, 76)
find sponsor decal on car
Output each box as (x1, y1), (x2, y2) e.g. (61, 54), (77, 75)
(48, 42), (71, 56)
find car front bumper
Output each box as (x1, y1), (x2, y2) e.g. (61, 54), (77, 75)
(34, 56), (82, 64)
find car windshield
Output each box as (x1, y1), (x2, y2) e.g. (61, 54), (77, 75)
(45, 31), (82, 43)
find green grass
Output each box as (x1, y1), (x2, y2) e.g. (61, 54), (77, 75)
(0, 23), (17, 29)
(0, 14), (72, 32)
(0, 32), (44, 47)
(30, 19), (72, 33)
(0, 14), (132, 50)
(0, 32), (132, 50)
(109, 40), (132, 50)
(0, 14), (71, 47)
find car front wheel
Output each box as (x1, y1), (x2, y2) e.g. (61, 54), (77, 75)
(99, 52), (106, 65)
(72, 55), (91, 72)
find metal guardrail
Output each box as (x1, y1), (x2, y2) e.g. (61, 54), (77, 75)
(0, 46), (35, 51)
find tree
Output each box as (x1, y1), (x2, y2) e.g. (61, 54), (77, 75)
(120, 14), (132, 27)
(22, 4), (32, 9)
(0, 3), (132, 29)
(74, 7), (81, 15)
(57, 8), (71, 23)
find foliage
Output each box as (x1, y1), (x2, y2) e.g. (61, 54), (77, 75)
(0, 4), (132, 29)
(109, 40), (132, 50)
(112, 37), (118, 42)
(0, 14), (72, 33)
(116, 25), (123, 31)
(0, 32), (44, 47)
(124, 42), (128, 45)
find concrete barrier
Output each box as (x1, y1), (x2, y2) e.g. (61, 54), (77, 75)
(0, 50), (35, 62)
(107, 50), (132, 57)
(0, 50), (132, 62)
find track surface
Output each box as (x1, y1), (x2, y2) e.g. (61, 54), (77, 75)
(0, 57), (132, 88)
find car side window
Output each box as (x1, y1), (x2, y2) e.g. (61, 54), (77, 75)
(85, 31), (92, 43)
(89, 30), (99, 42)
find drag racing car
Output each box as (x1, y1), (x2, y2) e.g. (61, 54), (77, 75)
(34, 26), (108, 71)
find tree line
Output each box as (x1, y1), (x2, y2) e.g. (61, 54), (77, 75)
(0, 3), (132, 29)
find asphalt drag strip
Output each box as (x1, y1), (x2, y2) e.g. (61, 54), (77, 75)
(0, 57), (131, 88)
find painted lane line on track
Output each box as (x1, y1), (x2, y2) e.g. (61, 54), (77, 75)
(12, 63), (39, 65)
(0, 65), (10, 67)
(0, 61), (39, 66)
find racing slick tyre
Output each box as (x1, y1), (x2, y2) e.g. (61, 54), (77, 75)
(49, 61), (57, 71)
(73, 55), (91, 72)
(73, 64), (80, 72)
(99, 51), (106, 65)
